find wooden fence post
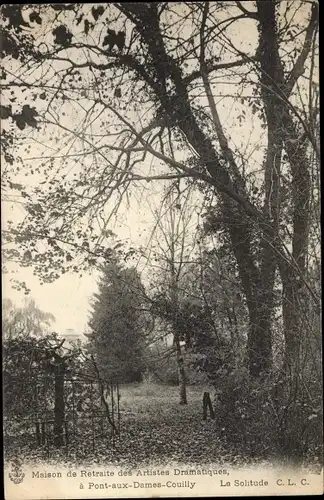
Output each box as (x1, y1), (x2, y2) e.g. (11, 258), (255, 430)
(36, 422), (41, 446)
(54, 362), (65, 447)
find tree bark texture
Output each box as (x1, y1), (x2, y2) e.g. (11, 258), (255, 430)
(175, 335), (187, 405)
(257, 0), (316, 378)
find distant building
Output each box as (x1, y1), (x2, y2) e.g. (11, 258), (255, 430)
(61, 328), (86, 347)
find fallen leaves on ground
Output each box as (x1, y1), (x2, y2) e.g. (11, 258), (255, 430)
(4, 383), (268, 468)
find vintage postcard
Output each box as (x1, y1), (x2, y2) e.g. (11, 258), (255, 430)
(1, 2), (322, 498)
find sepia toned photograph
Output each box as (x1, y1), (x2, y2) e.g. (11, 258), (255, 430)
(1, 1), (322, 498)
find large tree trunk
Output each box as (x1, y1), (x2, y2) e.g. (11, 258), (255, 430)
(279, 144), (311, 377)
(257, 0), (316, 379)
(168, 81), (274, 377)
(199, 21), (275, 378)
(281, 126), (311, 377)
(247, 299), (273, 377)
(225, 204), (274, 376)
(281, 271), (302, 377)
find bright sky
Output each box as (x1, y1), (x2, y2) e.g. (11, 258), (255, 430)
(2, 196), (159, 333)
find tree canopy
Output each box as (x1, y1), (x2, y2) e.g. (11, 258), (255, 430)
(1, 2), (320, 380)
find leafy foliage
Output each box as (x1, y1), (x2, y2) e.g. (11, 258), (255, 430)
(214, 367), (323, 465)
(0, 5), (36, 60)
(52, 25), (73, 46)
(3, 332), (64, 420)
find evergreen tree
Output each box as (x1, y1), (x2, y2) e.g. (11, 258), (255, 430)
(87, 259), (148, 383)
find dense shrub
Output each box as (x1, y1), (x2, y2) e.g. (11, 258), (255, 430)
(214, 366), (323, 465)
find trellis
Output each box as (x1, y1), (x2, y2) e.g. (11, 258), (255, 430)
(4, 370), (121, 457)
